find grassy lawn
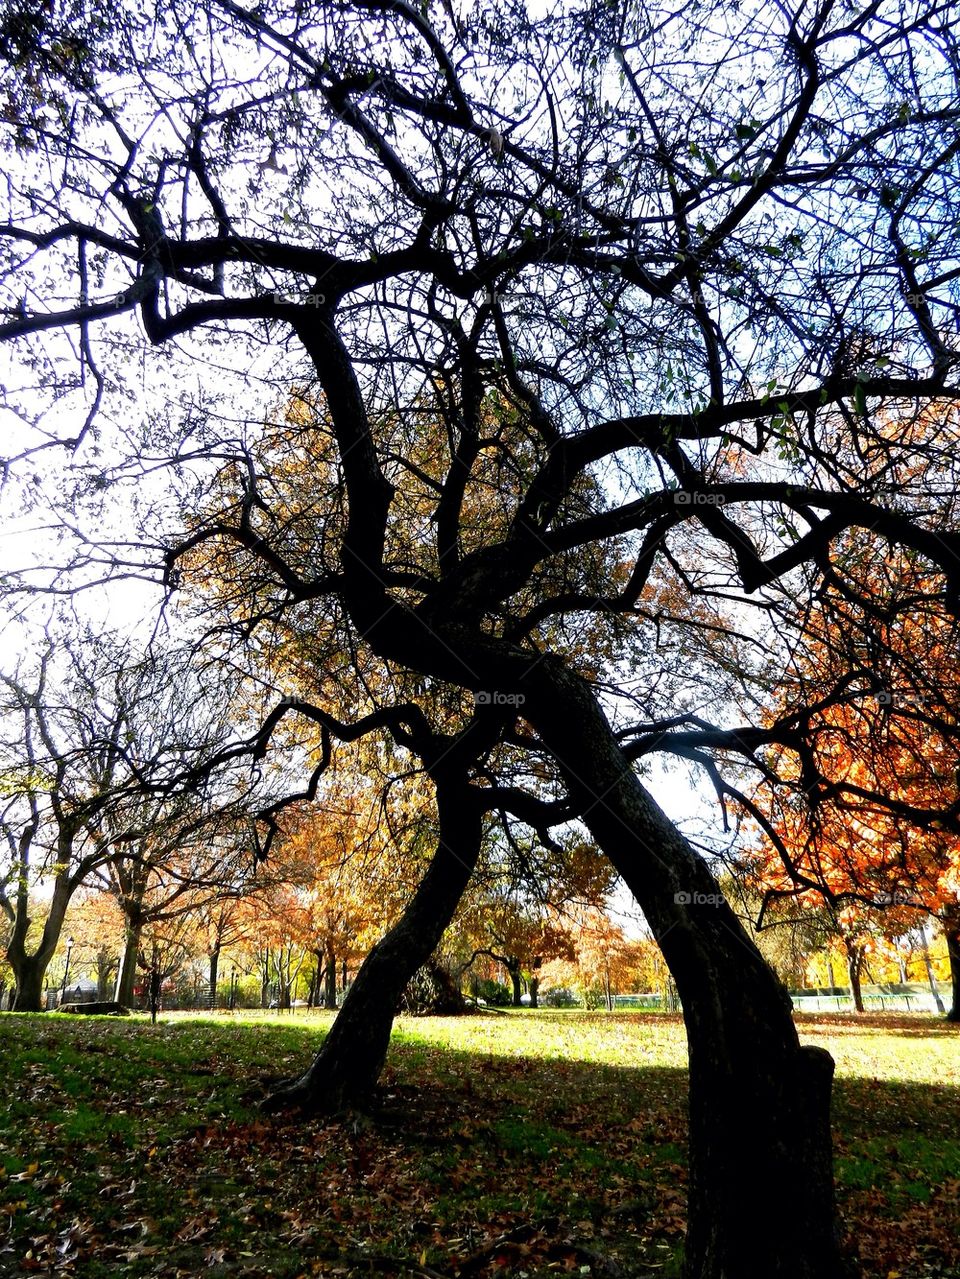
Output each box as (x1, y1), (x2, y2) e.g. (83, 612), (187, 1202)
(0, 1009), (958, 1278)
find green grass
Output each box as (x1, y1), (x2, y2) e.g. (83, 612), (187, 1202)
(0, 1009), (957, 1277)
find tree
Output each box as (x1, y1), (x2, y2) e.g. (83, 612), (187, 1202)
(102, 803), (257, 1007)
(195, 896), (248, 1007)
(457, 835), (609, 1006)
(62, 889), (125, 1000)
(0, 624), (256, 1010)
(0, 634), (166, 1010)
(745, 547), (960, 1017)
(537, 905), (648, 1009)
(944, 906), (960, 1021)
(3, 2), (960, 1273)
(265, 786), (414, 1010)
(466, 896), (570, 1007)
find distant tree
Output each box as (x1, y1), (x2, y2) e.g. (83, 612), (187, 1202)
(101, 805), (256, 1007)
(457, 833), (613, 1005)
(0, 633), (157, 1010)
(537, 905), (650, 1009)
(62, 891), (125, 1000)
(746, 549), (960, 1017)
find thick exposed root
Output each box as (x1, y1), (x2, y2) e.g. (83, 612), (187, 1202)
(257, 1065), (373, 1116)
(258, 1075), (322, 1114)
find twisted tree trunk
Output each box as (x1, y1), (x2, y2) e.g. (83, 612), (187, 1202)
(262, 765), (482, 1113)
(525, 657), (845, 1279)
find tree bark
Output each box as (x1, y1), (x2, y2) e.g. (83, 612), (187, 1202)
(112, 860), (149, 1006)
(96, 946), (114, 1001)
(508, 961), (522, 1007)
(324, 942), (337, 1009)
(528, 975), (539, 1009)
(262, 766), (482, 1113)
(208, 947), (221, 1007)
(114, 919), (142, 1006)
(11, 955), (48, 1012)
(846, 946), (865, 1013)
(525, 656), (845, 1279)
(260, 960), (271, 1009)
(945, 928), (960, 1022)
(8, 871), (72, 1012)
(944, 913), (960, 1022)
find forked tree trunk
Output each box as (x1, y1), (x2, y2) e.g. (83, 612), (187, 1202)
(525, 657), (845, 1279)
(262, 767), (481, 1113)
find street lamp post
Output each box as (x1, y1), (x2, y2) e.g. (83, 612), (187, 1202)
(60, 937), (74, 1006)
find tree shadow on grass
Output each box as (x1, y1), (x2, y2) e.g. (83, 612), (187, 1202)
(354, 1034), (960, 1279)
(1, 1014), (959, 1278)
